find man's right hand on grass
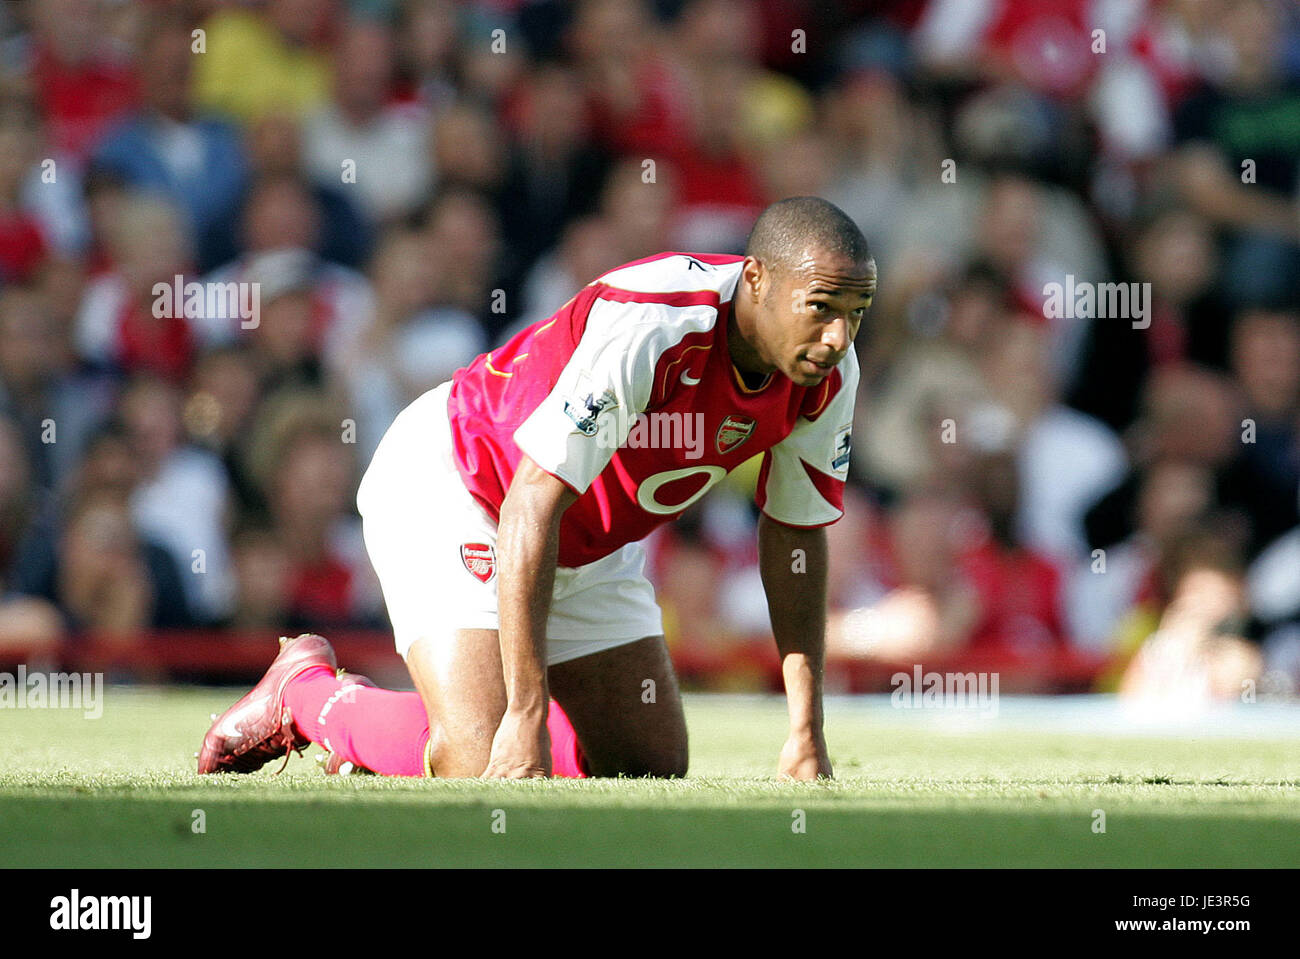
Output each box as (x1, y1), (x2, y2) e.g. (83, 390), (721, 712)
(483, 706), (552, 778)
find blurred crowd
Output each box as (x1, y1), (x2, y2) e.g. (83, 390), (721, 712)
(0, 0), (1297, 701)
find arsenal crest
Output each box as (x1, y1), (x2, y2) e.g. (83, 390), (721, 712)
(715, 414), (756, 455)
(460, 543), (497, 583)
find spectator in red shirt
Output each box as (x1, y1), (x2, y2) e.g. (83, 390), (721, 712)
(0, 98), (50, 284)
(959, 449), (1068, 653)
(72, 192), (195, 382)
(29, 0), (138, 162)
(569, 0), (692, 160)
(243, 391), (377, 631)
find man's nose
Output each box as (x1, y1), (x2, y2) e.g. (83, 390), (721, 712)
(822, 317), (849, 354)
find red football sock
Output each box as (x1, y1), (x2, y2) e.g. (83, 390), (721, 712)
(283, 668), (589, 778)
(285, 667), (428, 776)
(546, 699), (591, 778)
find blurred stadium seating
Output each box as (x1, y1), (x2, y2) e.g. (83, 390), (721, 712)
(1, 0), (1298, 702)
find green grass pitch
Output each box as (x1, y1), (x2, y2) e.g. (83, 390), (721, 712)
(3, 688), (1298, 868)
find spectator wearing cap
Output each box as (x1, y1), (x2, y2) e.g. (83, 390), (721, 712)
(196, 176), (374, 381)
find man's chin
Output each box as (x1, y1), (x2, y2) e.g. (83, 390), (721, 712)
(788, 362), (832, 386)
(785, 373), (822, 388)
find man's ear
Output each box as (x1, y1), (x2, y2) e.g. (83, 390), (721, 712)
(742, 255), (765, 301)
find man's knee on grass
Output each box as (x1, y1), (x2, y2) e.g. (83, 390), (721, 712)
(426, 725), (498, 778)
(588, 736), (688, 779)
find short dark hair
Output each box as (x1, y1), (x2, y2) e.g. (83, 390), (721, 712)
(744, 196), (871, 271)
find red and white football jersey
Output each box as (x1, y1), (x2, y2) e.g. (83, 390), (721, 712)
(446, 252), (859, 567)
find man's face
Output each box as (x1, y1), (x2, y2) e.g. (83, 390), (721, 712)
(748, 249), (876, 386)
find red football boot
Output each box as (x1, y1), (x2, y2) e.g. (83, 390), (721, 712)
(197, 634), (337, 774)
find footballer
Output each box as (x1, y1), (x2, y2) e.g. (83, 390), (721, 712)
(198, 196), (877, 781)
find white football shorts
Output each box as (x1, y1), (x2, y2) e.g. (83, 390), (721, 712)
(357, 381), (664, 664)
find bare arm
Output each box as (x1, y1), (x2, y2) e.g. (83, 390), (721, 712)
(483, 455), (578, 778)
(758, 513), (833, 780)
(1176, 144), (1300, 240)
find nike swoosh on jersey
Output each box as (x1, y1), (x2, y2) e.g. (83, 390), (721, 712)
(680, 371), (701, 386)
